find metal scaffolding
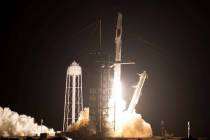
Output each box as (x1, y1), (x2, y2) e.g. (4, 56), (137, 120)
(89, 62), (112, 135)
(63, 61), (83, 131)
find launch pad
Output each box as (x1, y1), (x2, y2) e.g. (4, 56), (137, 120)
(62, 12), (152, 138)
(0, 12), (207, 140)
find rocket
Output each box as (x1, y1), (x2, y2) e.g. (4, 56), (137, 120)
(114, 12), (123, 82)
(112, 12), (123, 132)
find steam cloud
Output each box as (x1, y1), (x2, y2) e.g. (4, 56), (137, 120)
(0, 107), (54, 137)
(68, 108), (90, 131)
(115, 111), (153, 138)
(67, 108), (96, 138)
(67, 71), (152, 138)
(68, 108), (152, 138)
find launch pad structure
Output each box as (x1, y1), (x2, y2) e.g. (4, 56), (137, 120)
(89, 13), (135, 135)
(88, 19), (113, 134)
(63, 13), (144, 136)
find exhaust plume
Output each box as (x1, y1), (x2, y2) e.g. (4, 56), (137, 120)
(0, 107), (54, 137)
(67, 71), (153, 138)
(115, 111), (152, 138)
(68, 108), (89, 131)
(107, 71), (153, 138)
(68, 107), (96, 136)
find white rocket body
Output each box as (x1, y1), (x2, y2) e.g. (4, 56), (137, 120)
(114, 13), (123, 83)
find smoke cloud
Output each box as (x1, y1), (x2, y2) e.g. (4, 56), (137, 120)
(0, 107), (54, 137)
(67, 108), (96, 138)
(67, 108), (152, 138)
(68, 108), (90, 131)
(67, 71), (152, 138)
(115, 111), (153, 138)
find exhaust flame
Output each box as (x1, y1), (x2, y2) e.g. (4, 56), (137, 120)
(108, 71), (153, 138)
(108, 77), (126, 130)
(68, 72), (152, 138)
(0, 107), (54, 137)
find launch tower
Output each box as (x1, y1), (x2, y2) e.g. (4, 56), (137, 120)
(63, 61), (83, 131)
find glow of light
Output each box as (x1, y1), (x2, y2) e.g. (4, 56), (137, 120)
(108, 76), (126, 132)
(107, 71), (153, 138)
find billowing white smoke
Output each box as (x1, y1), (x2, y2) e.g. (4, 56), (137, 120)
(0, 107), (54, 137)
(68, 108), (90, 131)
(67, 108), (96, 136)
(108, 71), (153, 138)
(113, 71), (152, 138)
(115, 111), (152, 138)
(66, 70), (153, 138)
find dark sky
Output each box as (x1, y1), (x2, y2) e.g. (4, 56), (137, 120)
(1, 1), (210, 138)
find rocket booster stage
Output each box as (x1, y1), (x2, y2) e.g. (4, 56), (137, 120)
(114, 12), (123, 82)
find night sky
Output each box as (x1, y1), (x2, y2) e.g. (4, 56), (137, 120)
(1, 1), (210, 138)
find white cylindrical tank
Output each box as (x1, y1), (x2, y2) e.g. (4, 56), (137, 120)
(67, 61), (82, 75)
